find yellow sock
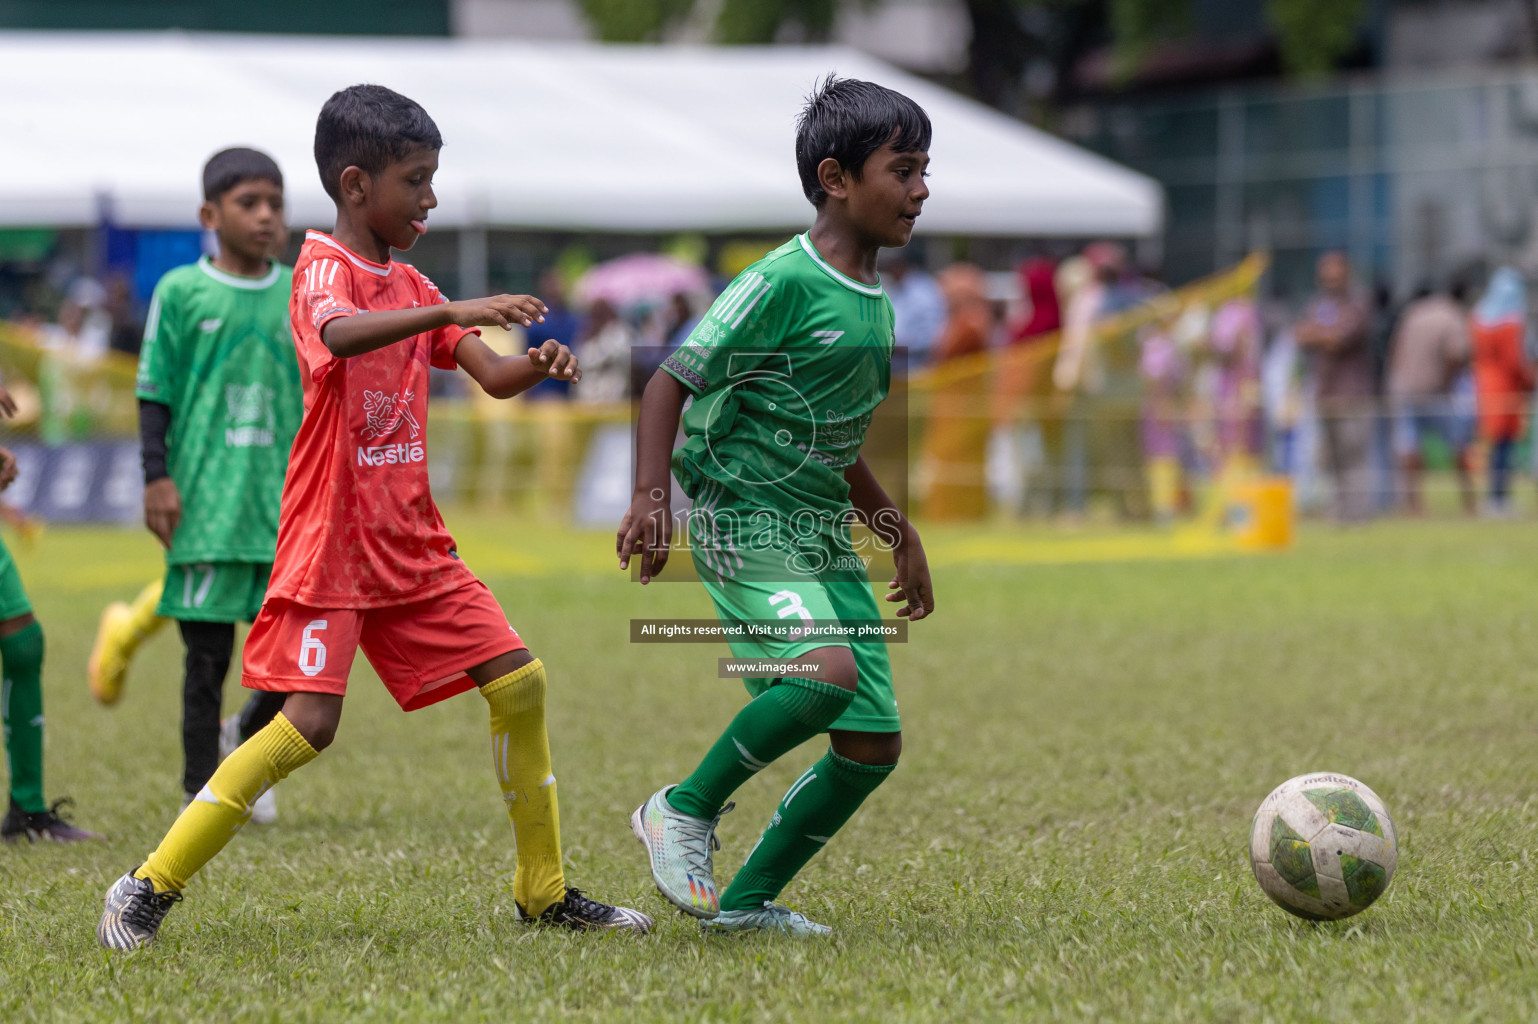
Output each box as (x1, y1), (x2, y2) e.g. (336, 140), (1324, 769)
(482, 658), (565, 916)
(136, 712), (317, 893)
(1148, 456), (1180, 521)
(125, 580), (169, 648)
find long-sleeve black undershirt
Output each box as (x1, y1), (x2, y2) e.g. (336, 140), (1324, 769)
(138, 399), (171, 484)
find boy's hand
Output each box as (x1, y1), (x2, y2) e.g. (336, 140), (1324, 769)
(445, 294), (548, 331)
(0, 386), (16, 419)
(144, 477), (182, 549)
(528, 340), (581, 381)
(0, 447), (16, 492)
(617, 488), (672, 584)
(885, 526), (934, 621)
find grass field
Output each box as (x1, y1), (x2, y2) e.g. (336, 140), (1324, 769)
(2, 513), (1537, 1022)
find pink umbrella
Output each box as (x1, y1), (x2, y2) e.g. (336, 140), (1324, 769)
(572, 253), (710, 311)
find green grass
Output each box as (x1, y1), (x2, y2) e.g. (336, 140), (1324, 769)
(3, 514), (1538, 1022)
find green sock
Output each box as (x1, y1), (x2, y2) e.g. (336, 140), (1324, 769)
(719, 748), (895, 913)
(1, 623), (46, 814)
(668, 678), (854, 820)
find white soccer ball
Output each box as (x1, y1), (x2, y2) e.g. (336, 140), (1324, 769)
(1248, 771), (1397, 920)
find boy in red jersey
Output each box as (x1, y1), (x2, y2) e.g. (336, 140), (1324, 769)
(98, 85), (652, 949)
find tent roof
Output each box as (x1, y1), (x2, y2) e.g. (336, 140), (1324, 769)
(0, 31), (1162, 237)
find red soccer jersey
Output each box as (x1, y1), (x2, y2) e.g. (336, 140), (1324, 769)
(268, 230), (477, 608)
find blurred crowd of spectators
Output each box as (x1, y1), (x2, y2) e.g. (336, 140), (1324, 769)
(1272, 252), (1536, 521)
(970, 244), (1538, 523)
(8, 239), (1538, 523)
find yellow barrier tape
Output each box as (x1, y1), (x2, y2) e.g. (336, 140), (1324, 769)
(0, 253), (1267, 438)
(909, 252), (1269, 397)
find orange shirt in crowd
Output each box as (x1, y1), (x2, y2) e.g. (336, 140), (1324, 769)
(1469, 316), (1535, 442)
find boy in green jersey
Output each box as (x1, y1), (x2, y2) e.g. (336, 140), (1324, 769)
(0, 382), (103, 842)
(620, 77), (935, 935)
(91, 148), (301, 815)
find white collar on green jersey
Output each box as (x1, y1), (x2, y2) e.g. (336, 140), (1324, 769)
(197, 256), (282, 290)
(796, 233), (884, 297)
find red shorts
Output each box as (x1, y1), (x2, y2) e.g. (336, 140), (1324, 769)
(241, 580), (526, 711)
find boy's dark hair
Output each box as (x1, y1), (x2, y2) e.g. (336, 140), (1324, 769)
(202, 147), (283, 202)
(314, 84), (443, 201)
(795, 75), (931, 207)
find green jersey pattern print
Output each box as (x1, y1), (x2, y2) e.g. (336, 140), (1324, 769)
(662, 233), (894, 526)
(135, 257), (302, 565)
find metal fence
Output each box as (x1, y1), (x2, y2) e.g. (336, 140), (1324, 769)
(1063, 70), (1538, 298)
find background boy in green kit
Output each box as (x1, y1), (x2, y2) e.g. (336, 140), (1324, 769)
(0, 380), (102, 842)
(92, 148), (300, 816)
(619, 76), (935, 936)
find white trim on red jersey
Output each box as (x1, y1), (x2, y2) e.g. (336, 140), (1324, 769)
(304, 230), (392, 278)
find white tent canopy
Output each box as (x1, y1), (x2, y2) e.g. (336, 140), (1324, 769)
(0, 32), (1162, 237)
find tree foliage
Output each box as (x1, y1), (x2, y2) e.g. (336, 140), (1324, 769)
(576, 0), (693, 42)
(1103, 0), (1368, 80)
(1264, 0), (1370, 77)
(1108, 0), (1191, 76)
(715, 0), (840, 44)
(578, 0), (1374, 96)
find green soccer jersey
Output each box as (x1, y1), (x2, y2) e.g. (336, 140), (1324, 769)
(662, 233), (894, 524)
(135, 257), (302, 565)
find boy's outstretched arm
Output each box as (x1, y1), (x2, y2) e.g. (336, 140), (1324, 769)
(617, 369), (687, 584)
(844, 456), (934, 621)
(321, 294), (549, 359)
(456, 335), (580, 400)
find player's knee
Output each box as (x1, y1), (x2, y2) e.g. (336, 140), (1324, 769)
(292, 716), (338, 752)
(830, 729), (902, 766)
(306, 725), (338, 751)
(0, 611), (37, 641)
(468, 647), (535, 687)
(0, 614), (42, 664)
(870, 732), (903, 765)
(280, 694), (342, 752)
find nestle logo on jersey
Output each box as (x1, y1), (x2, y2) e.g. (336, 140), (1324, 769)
(356, 390), (423, 468)
(227, 426), (275, 447)
(362, 390), (420, 440)
(356, 442), (425, 467)
(225, 383), (276, 449)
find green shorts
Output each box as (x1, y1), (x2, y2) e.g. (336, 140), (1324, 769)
(688, 498), (900, 733)
(0, 535), (32, 621)
(158, 561), (273, 623)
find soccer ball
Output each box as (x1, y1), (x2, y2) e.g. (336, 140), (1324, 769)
(1248, 771), (1397, 921)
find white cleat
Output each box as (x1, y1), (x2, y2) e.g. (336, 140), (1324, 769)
(630, 785), (731, 919)
(250, 787), (278, 825)
(701, 902), (832, 937)
(218, 716), (241, 761)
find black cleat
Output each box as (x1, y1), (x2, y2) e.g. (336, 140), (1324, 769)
(97, 870), (182, 950)
(516, 887), (653, 933)
(2, 798), (104, 843)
